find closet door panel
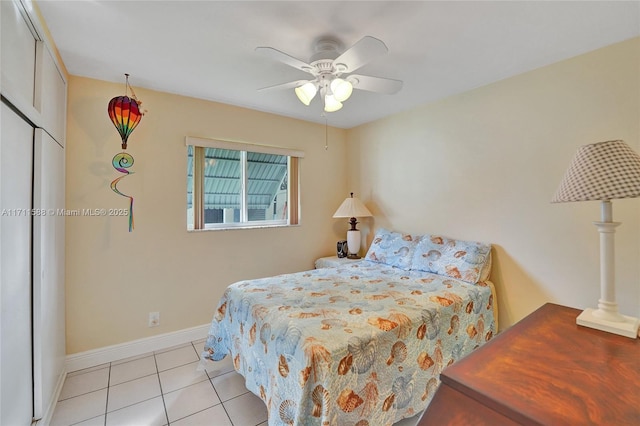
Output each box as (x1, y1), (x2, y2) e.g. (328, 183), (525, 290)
(35, 43), (67, 146)
(0, 0), (37, 112)
(0, 103), (34, 426)
(33, 130), (65, 419)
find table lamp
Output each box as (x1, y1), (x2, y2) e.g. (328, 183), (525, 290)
(333, 193), (373, 259)
(552, 139), (640, 338)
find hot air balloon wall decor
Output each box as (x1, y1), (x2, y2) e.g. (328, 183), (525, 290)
(107, 74), (146, 232)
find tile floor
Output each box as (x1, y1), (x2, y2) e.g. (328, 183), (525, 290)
(50, 339), (422, 426)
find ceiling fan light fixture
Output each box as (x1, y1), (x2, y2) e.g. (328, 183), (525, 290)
(324, 94), (343, 112)
(330, 78), (353, 102)
(295, 82), (317, 106)
(259, 36), (401, 113)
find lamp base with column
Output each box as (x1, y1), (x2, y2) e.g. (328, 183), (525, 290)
(346, 217), (362, 259)
(575, 201), (639, 338)
(577, 308), (639, 338)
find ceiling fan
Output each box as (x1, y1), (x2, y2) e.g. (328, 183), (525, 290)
(256, 36), (403, 112)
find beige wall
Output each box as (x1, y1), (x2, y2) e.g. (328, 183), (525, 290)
(67, 38), (640, 353)
(66, 76), (348, 353)
(347, 38), (640, 330)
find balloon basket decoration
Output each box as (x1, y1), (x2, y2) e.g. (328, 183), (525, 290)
(107, 74), (145, 232)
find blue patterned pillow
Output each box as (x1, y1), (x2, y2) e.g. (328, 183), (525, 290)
(364, 228), (420, 270)
(410, 235), (492, 284)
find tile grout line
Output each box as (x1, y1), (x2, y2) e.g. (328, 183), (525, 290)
(205, 367), (234, 425)
(56, 366), (111, 403)
(108, 371), (157, 388)
(194, 340), (236, 426)
(104, 362), (111, 426)
(153, 351), (171, 426)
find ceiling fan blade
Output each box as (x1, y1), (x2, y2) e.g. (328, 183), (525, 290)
(255, 47), (313, 73)
(257, 80), (309, 92)
(333, 36), (388, 73)
(349, 74), (403, 94)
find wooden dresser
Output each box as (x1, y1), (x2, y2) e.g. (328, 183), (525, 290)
(419, 303), (640, 425)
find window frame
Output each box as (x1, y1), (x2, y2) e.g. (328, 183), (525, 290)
(186, 136), (303, 231)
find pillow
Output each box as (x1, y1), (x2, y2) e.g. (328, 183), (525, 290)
(364, 228), (420, 270)
(410, 235), (492, 284)
(479, 251), (492, 282)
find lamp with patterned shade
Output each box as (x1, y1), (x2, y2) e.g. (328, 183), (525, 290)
(552, 139), (640, 338)
(333, 193), (373, 259)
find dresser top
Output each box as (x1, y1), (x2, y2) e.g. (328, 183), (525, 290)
(441, 303), (640, 425)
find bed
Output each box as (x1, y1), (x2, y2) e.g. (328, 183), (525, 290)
(202, 229), (497, 426)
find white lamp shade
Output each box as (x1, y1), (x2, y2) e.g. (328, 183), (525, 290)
(324, 94), (343, 112)
(331, 78), (353, 102)
(333, 194), (373, 218)
(295, 82), (317, 106)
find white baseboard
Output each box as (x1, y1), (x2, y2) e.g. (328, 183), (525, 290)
(65, 324), (210, 373)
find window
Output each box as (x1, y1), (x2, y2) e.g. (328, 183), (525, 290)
(186, 137), (302, 230)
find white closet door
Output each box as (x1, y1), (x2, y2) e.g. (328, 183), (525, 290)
(33, 129), (65, 419)
(0, 103), (34, 426)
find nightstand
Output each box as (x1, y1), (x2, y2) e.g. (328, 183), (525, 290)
(314, 256), (362, 269)
(419, 303), (640, 425)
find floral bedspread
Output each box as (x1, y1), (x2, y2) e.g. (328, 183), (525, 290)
(203, 261), (495, 426)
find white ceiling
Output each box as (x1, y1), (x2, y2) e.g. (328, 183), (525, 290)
(37, 1), (640, 129)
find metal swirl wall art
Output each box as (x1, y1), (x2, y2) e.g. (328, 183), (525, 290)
(110, 153), (135, 231)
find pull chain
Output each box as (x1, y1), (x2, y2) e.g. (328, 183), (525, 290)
(323, 113), (328, 150)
